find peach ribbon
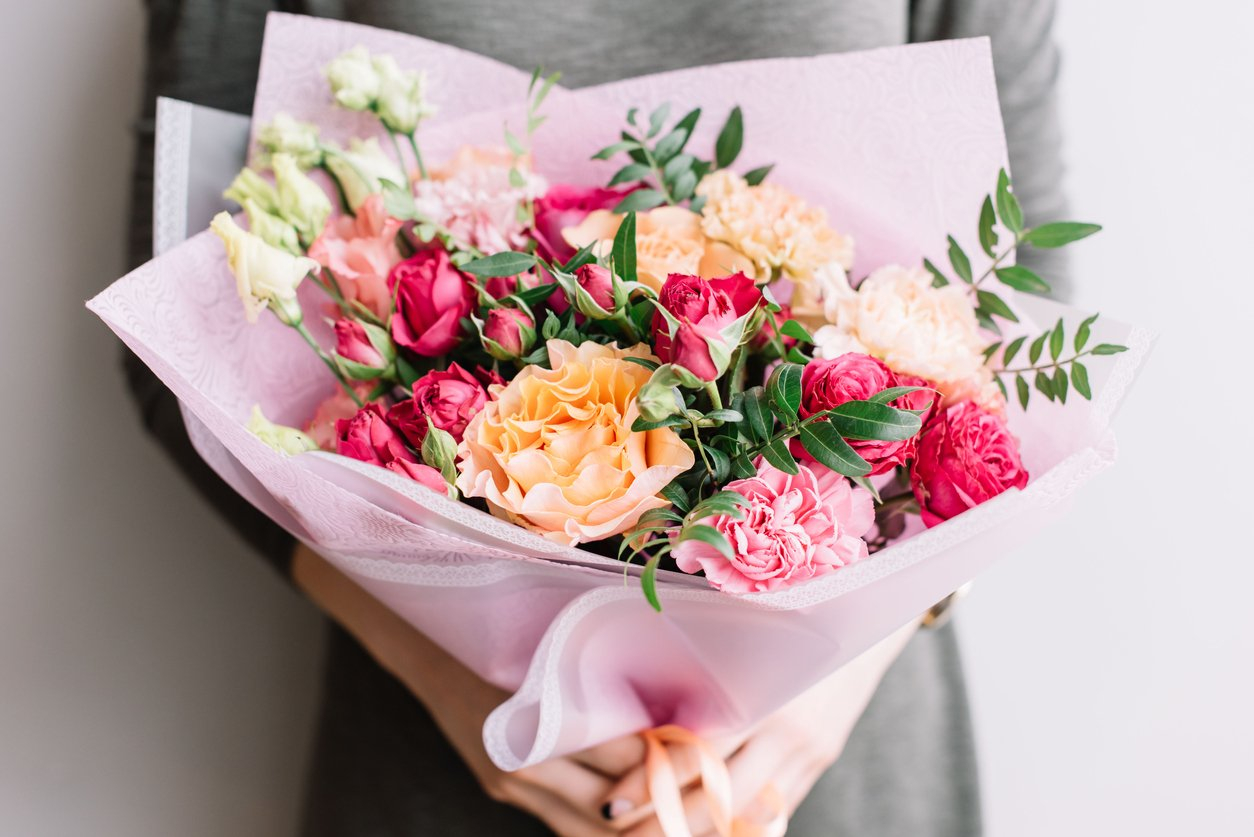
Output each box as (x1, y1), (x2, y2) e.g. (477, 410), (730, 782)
(642, 725), (788, 837)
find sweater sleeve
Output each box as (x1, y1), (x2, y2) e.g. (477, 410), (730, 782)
(910, 0), (1073, 299)
(122, 0), (294, 578)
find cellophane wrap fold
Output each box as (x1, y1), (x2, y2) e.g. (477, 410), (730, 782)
(89, 14), (1152, 770)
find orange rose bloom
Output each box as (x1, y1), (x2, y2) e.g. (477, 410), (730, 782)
(455, 339), (694, 545)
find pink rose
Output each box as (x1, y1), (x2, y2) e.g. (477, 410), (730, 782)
(910, 400), (1029, 527)
(308, 194), (403, 319)
(334, 403), (448, 494)
(652, 273), (761, 363)
(575, 263), (615, 311)
(796, 353), (932, 475)
(483, 308), (534, 357)
(387, 363), (487, 445)
(533, 184), (625, 263)
(333, 318), (386, 369)
(388, 248), (475, 356)
(674, 460), (874, 593)
(304, 383), (374, 450)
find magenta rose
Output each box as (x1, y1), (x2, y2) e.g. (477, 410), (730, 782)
(388, 248), (474, 356)
(575, 263), (615, 311)
(333, 318), (386, 369)
(652, 272), (762, 364)
(387, 363), (487, 446)
(483, 308), (534, 357)
(334, 403), (448, 494)
(796, 353), (932, 475)
(910, 400), (1029, 527)
(673, 459), (874, 593)
(533, 184), (625, 263)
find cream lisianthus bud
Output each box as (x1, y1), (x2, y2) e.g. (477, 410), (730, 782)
(272, 153), (332, 245)
(224, 167), (279, 215)
(372, 55), (436, 134)
(255, 113), (323, 169)
(325, 46), (380, 111)
(210, 212), (318, 324)
(247, 405), (317, 455)
(241, 197), (300, 255)
(324, 138), (404, 211)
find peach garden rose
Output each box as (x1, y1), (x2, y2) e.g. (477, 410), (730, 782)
(455, 339), (695, 545)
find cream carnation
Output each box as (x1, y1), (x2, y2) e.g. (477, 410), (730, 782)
(456, 339), (694, 545)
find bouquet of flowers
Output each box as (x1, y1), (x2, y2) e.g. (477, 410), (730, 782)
(91, 12), (1149, 812)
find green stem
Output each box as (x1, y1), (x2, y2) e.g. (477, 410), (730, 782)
(636, 139), (677, 206)
(704, 381), (723, 412)
(999, 348), (1096, 376)
(875, 491), (918, 517)
(972, 234), (1023, 289)
(726, 345), (749, 400)
(293, 321), (364, 407)
(406, 132), (429, 180)
(386, 129), (408, 179)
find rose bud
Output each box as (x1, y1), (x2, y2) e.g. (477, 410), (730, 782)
(387, 363), (487, 446)
(909, 400), (1029, 527)
(481, 308), (536, 359)
(575, 263), (616, 313)
(388, 248), (475, 357)
(333, 318), (390, 378)
(670, 320), (724, 382)
(795, 353), (928, 475)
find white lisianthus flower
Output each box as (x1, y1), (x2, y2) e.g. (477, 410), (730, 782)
(272, 153), (332, 245)
(210, 212), (318, 324)
(324, 137), (404, 211)
(372, 55), (436, 134)
(325, 46), (380, 111)
(247, 405), (318, 455)
(255, 113), (323, 169)
(241, 197), (301, 255)
(224, 167), (279, 214)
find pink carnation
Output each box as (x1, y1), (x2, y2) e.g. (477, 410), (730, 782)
(308, 194), (403, 319)
(413, 146), (547, 254)
(673, 460), (874, 593)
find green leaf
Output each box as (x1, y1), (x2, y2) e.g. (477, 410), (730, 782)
(982, 341), (1003, 363)
(680, 524), (734, 559)
(608, 162), (651, 186)
(704, 409), (744, 423)
(995, 265), (1051, 294)
(613, 189), (667, 214)
(779, 319), (813, 343)
(631, 416), (687, 431)
(1091, 343), (1128, 355)
(674, 107), (702, 138)
(623, 355), (660, 372)
(593, 139), (639, 160)
(741, 387), (771, 442)
(1002, 335), (1027, 365)
(714, 106), (744, 169)
(1029, 333), (1048, 364)
(977, 289), (1019, 323)
(827, 400), (923, 442)
(705, 446), (731, 482)
(654, 128), (688, 163)
(463, 251), (537, 277)
(647, 102), (672, 138)
(1074, 313), (1099, 352)
(612, 211), (638, 284)
(1035, 370), (1055, 401)
(799, 422), (872, 477)
(978, 196), (999, 257)
(923, 257), (949, 288)
(671, 169), (698, 202)
(947, 236), (973, 283)
(510, 282), (561, 308)
(1053, 366), (1069, 403)
(659, 481), (691, 513)
(662, 153), (695, 183)
(995, 375), (1008, 400)
(1015, 373), (1030, 409)
(759, 437), (799, 475)
(729, 454), (756, 479)
(641, 554), (663, 612)
(868, 386), (926, 405)
(1071, 362), (1092, 400)
(1049, 318), (1065, 361)
(744, 164), (774, 186)
(767, 362), (803, 418)
(995, 168), (1024, 234)
(1023, 222), (1102, 248)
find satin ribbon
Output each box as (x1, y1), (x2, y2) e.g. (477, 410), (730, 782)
(642, 725), (788, 837)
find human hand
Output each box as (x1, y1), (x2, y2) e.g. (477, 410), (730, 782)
(600, 622), (919, 836)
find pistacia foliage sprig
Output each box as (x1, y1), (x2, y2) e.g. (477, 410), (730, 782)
(592, 103), (772, 213)
(985, 315), (1128, 408)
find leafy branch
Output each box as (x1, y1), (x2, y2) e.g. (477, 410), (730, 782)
(987, 314), (1128, 408)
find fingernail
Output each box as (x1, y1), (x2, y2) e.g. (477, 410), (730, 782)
(602, 799), (634, 820)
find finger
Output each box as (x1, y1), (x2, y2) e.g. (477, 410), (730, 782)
(503, 779), (620, 837)
(518, 757), (615, 815)
(572, 731), (647, 777)
(603, 733), (745, 828)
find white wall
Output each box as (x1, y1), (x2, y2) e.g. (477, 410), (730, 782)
(0, 2), (1248, 836)
(958, 2), (1254, 835)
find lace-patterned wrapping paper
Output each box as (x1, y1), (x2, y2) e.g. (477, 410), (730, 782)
(89, 14), (1152, 770)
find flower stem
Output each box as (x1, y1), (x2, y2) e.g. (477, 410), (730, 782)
(704, 381), (723, 411)
(293, 321), (364, 407)
(999, 348), (1096, 376)
(406, 132), (429, 180)
(385, 129), (408, 179)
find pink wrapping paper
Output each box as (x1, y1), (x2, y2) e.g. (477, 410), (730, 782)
(89, 14), (1152, 770)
